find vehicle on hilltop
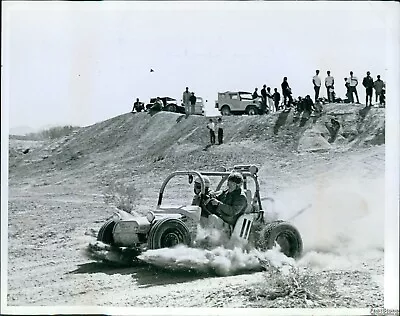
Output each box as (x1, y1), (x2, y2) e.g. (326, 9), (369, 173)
(215, 91), (263, 115)
(146, 97), (186, 114)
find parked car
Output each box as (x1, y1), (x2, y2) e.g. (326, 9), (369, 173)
(146, 97), (186, 114)
(215, 91), (262, 115)
(194, 97), (206, 115)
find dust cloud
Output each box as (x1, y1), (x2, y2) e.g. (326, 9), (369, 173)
(272, 175), (384, 270)
(138, 243), (295, 277)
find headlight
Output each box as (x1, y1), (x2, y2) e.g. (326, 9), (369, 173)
(146, 211), (155, 223)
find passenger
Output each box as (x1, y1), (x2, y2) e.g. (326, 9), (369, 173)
(204, 172), (248, 227)
(192, 176), (211, 205)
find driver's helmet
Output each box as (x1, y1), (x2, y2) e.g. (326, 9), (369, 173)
(194, 175), (210, 194)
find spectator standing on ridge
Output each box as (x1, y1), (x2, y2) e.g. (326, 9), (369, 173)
(189, 92), (197, 114)
(373, 75), (385, 104)
(273, 88), (281, 111)
(252, 88), (260, 100)
(266, 87), (274, 113)
(281, 77), (293, 110)
(362, 71), (374, 106)
(207, 118), (216, 145)
(348, 71), (360, 104)
(312, 70), (322, 103)
(215, 117), (224, 145)
(260, 85), (267, 115)
(325, 71), (335, 103)
(183, 87), (191, 115)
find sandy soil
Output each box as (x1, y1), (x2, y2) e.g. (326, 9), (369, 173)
(5, 104), (385, 310)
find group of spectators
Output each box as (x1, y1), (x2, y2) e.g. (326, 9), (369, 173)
(206, 117), (224, 145)
(344, 71), (386, 106)
(251, 70), (386, 115)
(252, 86), (282, 114)
(182, 86), (197, 116)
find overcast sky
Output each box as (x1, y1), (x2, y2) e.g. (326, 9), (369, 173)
(2, 1), (398, 130)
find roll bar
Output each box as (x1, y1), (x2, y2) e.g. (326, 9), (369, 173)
(156, 168), (262, 210)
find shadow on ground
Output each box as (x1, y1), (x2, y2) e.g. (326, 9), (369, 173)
(70, 261), (210, 287)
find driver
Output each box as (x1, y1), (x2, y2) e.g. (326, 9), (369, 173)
(204, 172), (248, 227)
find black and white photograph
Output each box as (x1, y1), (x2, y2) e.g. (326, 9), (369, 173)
(1, 1), (399, 315)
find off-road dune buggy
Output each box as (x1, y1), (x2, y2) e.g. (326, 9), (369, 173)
(89, 165), (303, 260)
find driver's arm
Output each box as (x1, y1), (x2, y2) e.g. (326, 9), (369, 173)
(214, 195), (248, 218)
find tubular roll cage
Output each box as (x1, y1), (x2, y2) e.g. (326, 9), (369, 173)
(156, 165), (263, 211)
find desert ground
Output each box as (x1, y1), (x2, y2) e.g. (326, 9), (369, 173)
(6, 103), (385, 309)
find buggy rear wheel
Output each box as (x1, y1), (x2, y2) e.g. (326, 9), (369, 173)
(148, 218), (191, 249)
(97, 219), (116, 245)
(257, 220), (303, 258)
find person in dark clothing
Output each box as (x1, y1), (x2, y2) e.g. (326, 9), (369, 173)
(252, 88), (260, 100)
(215, 117), (224, 145)
(204, 172), (248, 226)
(295, 96), (305, 113)
(374, 75), (385, 103)
(260, 85), (267, 114)
(362, 71), (374, 106)
(344, 78), (351, 103)
(149, 97), (163, 113)
(189, 92), (197, 114)
(379, 88), (385, 106)
(132, 98), (144, 112)
(273, 88), (281, 111)
(304, 95), (314, 113)
(281, 77), (293, 109)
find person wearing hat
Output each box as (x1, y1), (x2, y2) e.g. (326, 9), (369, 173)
(204, 172), (248, 226)
(189, 92), (197, 115)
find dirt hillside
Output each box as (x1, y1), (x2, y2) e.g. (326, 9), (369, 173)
(6, 103), (385, 309)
